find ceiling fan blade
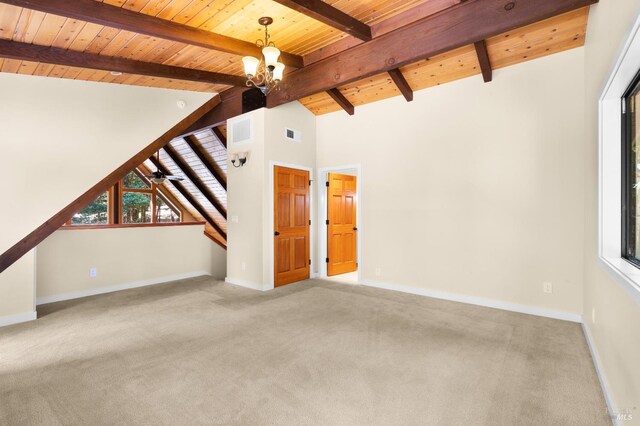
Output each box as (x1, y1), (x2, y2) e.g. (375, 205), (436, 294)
(165, 175), (184, 181)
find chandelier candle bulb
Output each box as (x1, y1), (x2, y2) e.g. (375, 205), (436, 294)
(262, 46), (281, 69)
(273, 63), (285, 81)
(242, 56), (259, 77)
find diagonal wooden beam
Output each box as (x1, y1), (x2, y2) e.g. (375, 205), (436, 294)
(474, 39), (493, 83)
(212, 127), (227, 149)
(269, 0), (598, 106)
(163, 144), (227, 219)
(326, 88), (354, 115)
(388, 68), (413, 102)
(182, 87), (247, 135)
(184, 136), (227, 191)
(272, 0), (371, 41)
(1, 0), (303, 68)
(0, 95), (222, 274)
(204, 230), (227, 250)
(0, 39), (246, 86)
(149, 155), (227, 240)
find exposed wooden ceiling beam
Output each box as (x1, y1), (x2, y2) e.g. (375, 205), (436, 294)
(182, 88), (247, 135)
(1, 0), (303, 68)
(163, 144), (227, 219)
(183, 135), (227, 191)
(372, 0), (463, 38)
(0, 95), (222, 274)
(303, 0), (463, 65)
(474, 40), (493, 83)
(0, 39), (246, 87)
(212, 127), (227, 149)
(272, 0), (371, 41)
(388, 69), (413, 102)
(149, 155), (227, 240)
(270, 0), (598, 106)
(326, 88), (354, 115)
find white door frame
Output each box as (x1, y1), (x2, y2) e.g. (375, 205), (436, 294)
(267, 161), (314, 291)
(317, 164), (362, 282)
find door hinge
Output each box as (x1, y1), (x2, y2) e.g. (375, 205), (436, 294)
(623, 99), (627, 114)
(309, 220), (311, 225)
(309, 259), (311, 265)
(326, 219), (329, 225)
(326, 258), (329, 263)
(326, 181), (329, 187)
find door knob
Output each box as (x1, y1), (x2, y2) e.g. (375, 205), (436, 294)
(353, 227), (358, 231)
(274, 231), (280, 236)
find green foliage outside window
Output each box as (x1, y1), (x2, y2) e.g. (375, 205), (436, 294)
(122, 171), (149, 190)
(122, 192), (151, 224)
(72, 192), (108, 225)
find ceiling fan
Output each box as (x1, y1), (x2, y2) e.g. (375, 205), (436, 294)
(148, 151), (184, 185)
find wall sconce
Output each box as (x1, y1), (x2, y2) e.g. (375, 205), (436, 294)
(231, 152), (248, 168)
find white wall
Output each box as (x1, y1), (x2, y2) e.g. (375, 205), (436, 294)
(226, 102), (316, 289)
(36, 224), (226, 303)
(316, 48), (586, 318)
(0, 73), (212, 322)
(583, 0), (640, 417)
(0, 251), (35, 326)
(226, 108), (267, 288)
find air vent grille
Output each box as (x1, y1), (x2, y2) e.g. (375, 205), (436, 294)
(284, 127), (302, 143)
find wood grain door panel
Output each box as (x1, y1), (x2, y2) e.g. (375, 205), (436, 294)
(274, 166), (310, 287)
(328, 173), (358, 276)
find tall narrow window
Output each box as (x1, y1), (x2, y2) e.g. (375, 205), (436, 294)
(122, 171), (152, 224)
(622, 73), (640, 266)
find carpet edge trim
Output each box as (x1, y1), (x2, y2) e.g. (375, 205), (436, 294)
(360, 279), (583, 323)
(0, 311), (37, 327)
(582, 323), (620, 426)
(36, 271), (211, 305)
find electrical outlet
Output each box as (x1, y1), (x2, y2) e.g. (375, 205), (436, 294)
(375, 267), (382, 277)
(543, 282), (553, 294)
(89, 268), (97, 278)
(241, 261), (247, 271)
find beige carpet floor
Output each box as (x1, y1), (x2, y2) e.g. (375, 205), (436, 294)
(0, 277), (609, 425)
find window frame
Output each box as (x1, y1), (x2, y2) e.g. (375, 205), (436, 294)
(598, 11), (640, 304)
(64, 167), (183, 228)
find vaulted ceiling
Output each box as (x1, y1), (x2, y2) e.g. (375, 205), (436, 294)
(0, 0), (595, 117)
(0, 0), (598, 269)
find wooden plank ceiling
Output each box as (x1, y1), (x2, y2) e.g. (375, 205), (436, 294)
(0, 0), (595, 250)
(143, 126), (229, 245)
(0, 0), (592, 114)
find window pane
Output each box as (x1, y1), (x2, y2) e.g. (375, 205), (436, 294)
(122, 192), (151, 224)
(72, 192), (109, 225)
(625, 84), (640, 263)
(155, 195), (180, 223)
(123, 171), (150, 190)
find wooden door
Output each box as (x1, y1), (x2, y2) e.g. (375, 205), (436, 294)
(274, 166), (310, 287)
(327, 173), (358, 276)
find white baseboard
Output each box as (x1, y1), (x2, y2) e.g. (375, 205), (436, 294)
(0, 311), (37, 327)
(582, 323), (620, 426)
(36, 271), (211, 305)
(360, 279), (582, 323)
(225, 277), (267, 291)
